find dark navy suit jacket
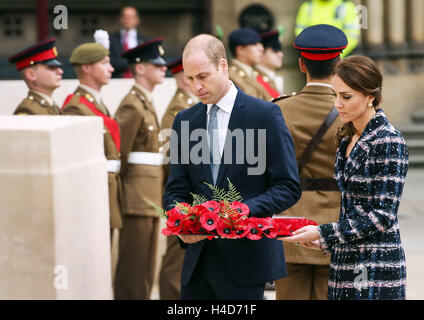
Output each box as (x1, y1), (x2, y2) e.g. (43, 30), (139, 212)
(109, 30), (147, 78)
(163, 88), (301, 286)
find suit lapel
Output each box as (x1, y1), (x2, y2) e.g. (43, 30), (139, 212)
(343, 139), (371, 182)
(215, 90), (247, 187)
(189, 103), (212, 184)
(343, 110), (388, 182)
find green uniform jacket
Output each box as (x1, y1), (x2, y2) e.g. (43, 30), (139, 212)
(160, 88), (197, 185)
(14, 91), (61, 115)
(274, 84), (342, 265)
(115, 85), (163, 217)
(229, 61), (270, 100)
(62, 86), (123, 229)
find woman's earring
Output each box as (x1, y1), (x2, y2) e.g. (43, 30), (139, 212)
(368, 102), (374, 108)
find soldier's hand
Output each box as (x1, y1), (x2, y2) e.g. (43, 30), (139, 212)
(178, 235), (209, 244)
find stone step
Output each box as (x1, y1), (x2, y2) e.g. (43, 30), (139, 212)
(406, 140), (424, 155)
(397, 124), (424, 140)
(408, 155), (424, 168)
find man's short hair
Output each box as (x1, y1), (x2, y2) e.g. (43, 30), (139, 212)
(301, 56), (340, 79)
(183, 34), (227, 68)
(120, 6), (139, 17)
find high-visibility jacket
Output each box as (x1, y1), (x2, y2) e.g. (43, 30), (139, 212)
(295, 0), (360, 57)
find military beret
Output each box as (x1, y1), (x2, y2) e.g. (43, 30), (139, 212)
(294, 24), (348, 61)
(121, 38), (166, 66)
(228, 28), (261, 46)
(260, 30), (282, 51)
(8, 38), (62, 71)
(69, 42), (110, 64)
(166, 56), (183, 75)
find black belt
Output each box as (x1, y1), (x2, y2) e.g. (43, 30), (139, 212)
(300, 178), (339, 191)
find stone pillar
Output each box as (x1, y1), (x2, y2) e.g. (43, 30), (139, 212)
(363, 0), (385, 47)
(386, 0), (407, 45)
(0, 116), (112, 299)
(409, 0), (424, 43)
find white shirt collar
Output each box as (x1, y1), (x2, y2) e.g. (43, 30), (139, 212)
(120, 28), (137, 36)
(306, 82), (333, 89)
(79, 84), (102, 104)
(134, 83), (153, 102)
(207, 81), (237, 114)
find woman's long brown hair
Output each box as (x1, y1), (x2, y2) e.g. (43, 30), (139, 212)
(333, 56), (383, 144)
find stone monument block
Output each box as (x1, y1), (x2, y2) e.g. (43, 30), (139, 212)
(0, 116), (112, 299)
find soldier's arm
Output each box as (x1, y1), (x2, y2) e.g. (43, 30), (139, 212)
(114, 103), (142, 174)
(13, 106), (34, 115)
(62, 104), (85, 116)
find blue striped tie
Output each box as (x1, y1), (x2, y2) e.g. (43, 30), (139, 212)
(208, 104), (220, 185)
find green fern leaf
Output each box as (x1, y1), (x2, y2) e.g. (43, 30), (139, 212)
(191, 192), (208, 206)
(145, 198), (168, 219)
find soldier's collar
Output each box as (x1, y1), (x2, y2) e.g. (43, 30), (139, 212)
(78, 84), (102, 105)
(306, 82), (333, 89)
(254, 64), (277, 81)
(231, 59), (254, 77)
(186, 91), (199, 104)
(134, 82), (153, 103)
(29, 90), (54, 106)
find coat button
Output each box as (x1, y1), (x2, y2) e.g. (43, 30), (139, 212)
(148, 125), (154, 131)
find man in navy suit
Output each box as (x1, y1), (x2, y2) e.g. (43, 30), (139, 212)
(163, 34), (301, 300)
(109, 6), (148, 78)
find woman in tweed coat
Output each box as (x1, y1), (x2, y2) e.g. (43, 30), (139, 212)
(283, 56), (408, 300)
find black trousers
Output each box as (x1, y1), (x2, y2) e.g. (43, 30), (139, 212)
(181, 240), (265, 300)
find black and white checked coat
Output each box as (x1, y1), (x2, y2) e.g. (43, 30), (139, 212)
(317, 110), (408, 300)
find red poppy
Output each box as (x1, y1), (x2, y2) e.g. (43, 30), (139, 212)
(199, 211), (220, 231)
(180, 215), (198, 233)
(216, 219), (239, 238)
(191, 204), (210, 217)
(166, 208), (185, 233)
(161, 226), (177, 236)
(239, 218), (269, 240)
(173, 202), (190, 215)
(201, 201), (220, 215)
(230, 201), (250, 217)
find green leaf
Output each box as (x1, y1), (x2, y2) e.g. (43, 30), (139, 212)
(226, 178), (243, 202)
(190, 192), (208, 206)
(144, 198), (167, 219)
(203, 179), (243, 203)
(216, 25), (224, 40)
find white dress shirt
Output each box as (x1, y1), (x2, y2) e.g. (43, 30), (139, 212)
(120, 29), (138, 49)
(206, 81), (238, 157)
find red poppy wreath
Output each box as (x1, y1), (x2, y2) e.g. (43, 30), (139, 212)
(147, 179), (317, 240)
